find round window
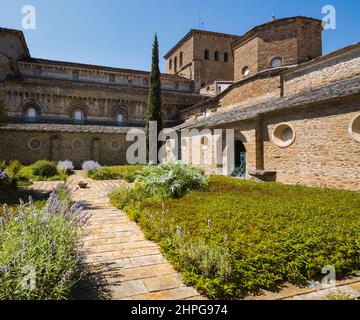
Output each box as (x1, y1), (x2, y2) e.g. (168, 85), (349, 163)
(272, 124), (296, 148)
(110, 140), (121, 151)
(349, 114), (360, 143)
(72, 139), (83, 150)
(242, 66), (250, 77)
(271, 57), (283, 68)
(28, 138), (41, 151)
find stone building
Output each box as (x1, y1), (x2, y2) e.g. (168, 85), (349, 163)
(0, 16), (359, 191)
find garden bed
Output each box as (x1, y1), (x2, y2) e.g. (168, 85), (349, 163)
(0, 185), (86, 300)
(110, 174), (360, 299)
(85, 165), (144, 182)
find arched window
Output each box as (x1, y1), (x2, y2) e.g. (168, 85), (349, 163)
(26, 107), (37, 122)
(242, 66), (250, 77)
(214, 51), (219, 61)
(169, 59), (172, 70)
(174, 56), (178, 72)
(179, 52), (183, 67)
(224, 52), (229, 63)
(73, 109), (84, 123)
(204, 49), (209, 60)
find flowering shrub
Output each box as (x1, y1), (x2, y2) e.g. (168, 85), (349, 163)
(58, 160), (74, 174)
(0, 185), (88, 300)
(81, 160), (101, 172)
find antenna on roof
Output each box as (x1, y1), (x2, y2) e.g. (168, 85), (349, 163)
(199, 10), (205, 30)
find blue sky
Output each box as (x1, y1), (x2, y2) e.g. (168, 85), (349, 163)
(0, 0), (359, 72)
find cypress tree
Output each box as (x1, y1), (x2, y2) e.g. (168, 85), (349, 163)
(145, 34), (163, 163)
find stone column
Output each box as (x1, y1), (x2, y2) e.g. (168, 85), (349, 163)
(255, 116), (264, 171)
(92, 138), (100, 162)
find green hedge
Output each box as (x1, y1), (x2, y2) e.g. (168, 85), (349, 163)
(86, 165), (144, 182)
(110, 175), (360, 299)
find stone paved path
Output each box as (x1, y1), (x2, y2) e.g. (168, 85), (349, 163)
(22, 180), (64, 195)
(68, 171), (204, 300)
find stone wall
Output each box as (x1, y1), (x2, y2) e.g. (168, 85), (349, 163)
(193, 32), (235, 87)
(0, 129), (132, 167)
(262, 99), (360, 191)
(3, 77), (203, 124)
(219, 75), (281, 110)
(234, 37), (259, 81)
(233, 17), (322, 81)
(165, 30), (238, 91)
(178, 71), (282, 121)
(283, 45), (360, 96)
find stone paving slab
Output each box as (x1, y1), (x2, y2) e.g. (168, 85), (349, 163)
(69, 171), (204, 300)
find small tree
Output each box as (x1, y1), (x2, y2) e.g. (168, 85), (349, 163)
(0, 86), (8, 124)
(145, 34), (163, 163)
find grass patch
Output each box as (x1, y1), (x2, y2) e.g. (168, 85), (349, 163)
(110, 175), (360, 299)
(86, 165), (144, 182)
(18, 165), (68, 183)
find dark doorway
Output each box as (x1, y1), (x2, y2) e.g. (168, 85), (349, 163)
(233, 140), (246, 178)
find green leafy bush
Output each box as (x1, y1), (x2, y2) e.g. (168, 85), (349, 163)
(87, 165), (143, 182)
(0, 186), (86, 300)
(136, 162), (208, 199)
(32, 160), (58, 178)
(110, 175), (360, 299)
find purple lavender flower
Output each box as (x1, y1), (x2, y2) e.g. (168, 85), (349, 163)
(5, 266), (10, 273)
(0, 217), (5, 230)
(59, 268), (73, 286)
(176, 226), (183, 238)
(58, 160), (74, 172)
(0, 169), (6, 180)
(28, 195), (33, 205)
(2, 204), (8, 217)
(81, 160), (101, 171)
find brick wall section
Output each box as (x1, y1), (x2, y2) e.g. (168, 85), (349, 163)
(283, 47), (360, 96)
(262, 100), (360, 191)
(0, 130), (132, 168)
